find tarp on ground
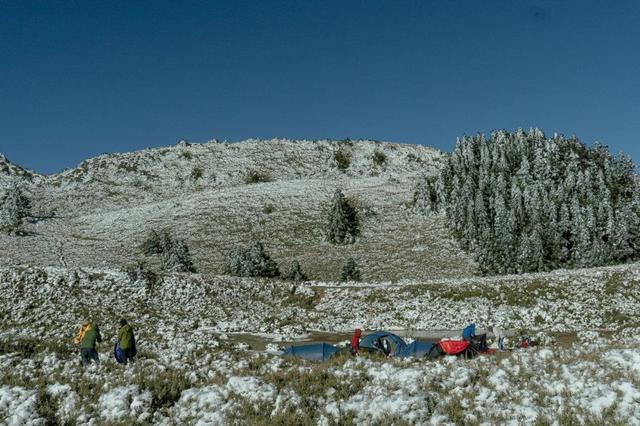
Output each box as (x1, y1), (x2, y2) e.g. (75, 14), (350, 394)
(439, 340), (470, 355)
(282, 342), (340, 361)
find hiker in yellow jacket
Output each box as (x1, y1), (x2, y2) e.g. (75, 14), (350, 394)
(74, 321), (102, 366)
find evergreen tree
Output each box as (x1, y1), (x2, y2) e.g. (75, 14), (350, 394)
(0, 185), (31, 234)
(162, 239), (196, 273)
(413, 175), (441, 214)
(141, 229), (173, 255)
(341, 257), (361, 282)
(286, 260), (308, 281)
(326, 189), (359, 244)
(141, 229), (196, 273)
(438, 129), (640, 274)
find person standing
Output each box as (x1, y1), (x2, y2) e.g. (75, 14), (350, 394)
(74, 320), (102, 366)
(350, 328), (362, 355)
(493, 325), (505, 351)
(117, 318), (136, 364)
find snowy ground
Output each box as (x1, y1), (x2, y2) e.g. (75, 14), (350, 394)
(1, 264), (640, 424)
(2, 331), (640, 425)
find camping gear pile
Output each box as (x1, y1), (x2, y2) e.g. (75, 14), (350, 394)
(282, 324), (501, 362)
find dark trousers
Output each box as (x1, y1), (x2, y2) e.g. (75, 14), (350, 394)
(122, 347), (135, 365)
(81, 348), (99, 366)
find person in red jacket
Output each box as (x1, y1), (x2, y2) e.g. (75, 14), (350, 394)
(350, 328), (362, 355)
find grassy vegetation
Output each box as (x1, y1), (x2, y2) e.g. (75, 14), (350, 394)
(133, 368), (191, 411)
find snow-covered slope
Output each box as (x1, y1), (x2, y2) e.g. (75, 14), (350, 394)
(0, 139), (478, 281)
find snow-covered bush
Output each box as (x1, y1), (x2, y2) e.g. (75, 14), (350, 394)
(225, 241), (280, 278)
(372, 150), (387, 167)
(140, 229), (195, 273)
(333, 146), (352, 171)
(244, 169), (272, 184)
(162, 239), (196, 273)
(286, 260), (307, 281)
(140, 229), (172, 256)
(341, 257), (361, 282)
(126, 261), (159, 286)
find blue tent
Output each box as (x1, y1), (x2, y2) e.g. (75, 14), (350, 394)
(282, 343), (340, 361)
(359, 331), (407, 357)
(360, 331), (441, 359)
(397, 341), (439, 359)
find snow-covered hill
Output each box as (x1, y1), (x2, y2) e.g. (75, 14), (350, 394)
(0, 139), (478, 281)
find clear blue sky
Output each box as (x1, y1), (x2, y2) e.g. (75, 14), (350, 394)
(1, 1), (639, 174)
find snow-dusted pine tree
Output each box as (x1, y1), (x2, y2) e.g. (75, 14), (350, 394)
(162, 239), (196, 273)
(413, 175), (442, 214)
(140, 229), (195, 272)
(325, 189), (359, 244)
(0, 184), (31, 234)
(438, 129), (639, 274)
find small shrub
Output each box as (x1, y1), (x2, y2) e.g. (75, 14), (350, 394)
(406, 153), (423, 163)
(244, 170), (273, 184)
(263, 203), (275, 214)
(126, 261), (159, 287)
(134, 369), (190, 410)
(191, 166), (204, 180)
(334, 148), (352, 171)
(35, 387), (60, 423)
(372, 150), (386, 167)
(341, 257), (361, 282)
(179, 150), (193, 160)
(283, 292), (315, 310)
(226, 241), (280, 278)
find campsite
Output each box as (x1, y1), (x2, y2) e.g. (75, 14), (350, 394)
(3, 2), (640, 423)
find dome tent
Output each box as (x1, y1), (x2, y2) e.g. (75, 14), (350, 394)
(282, 342), (340, 361)
(359, 331), (439, 359)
